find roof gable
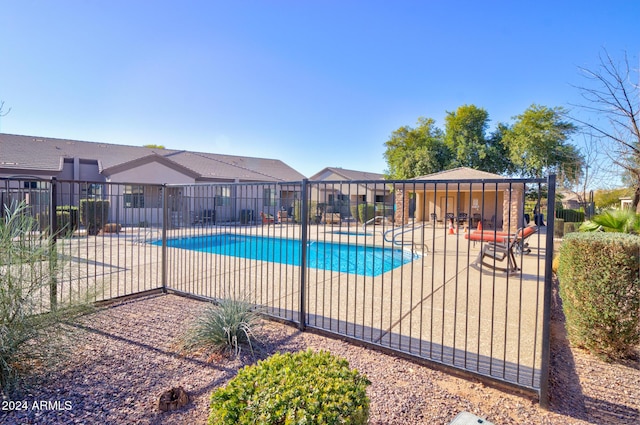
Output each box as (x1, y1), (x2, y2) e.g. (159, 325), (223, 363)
(413, 167), (505, 181)
(102, 153), (200, 178)
(310, 167), (384, 181)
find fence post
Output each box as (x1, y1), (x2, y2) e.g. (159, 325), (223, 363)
(49, 178), (58, 310)
(539, 174), (556, 408)
(161, 184), (168, 294)
(298, 179), (309, 331)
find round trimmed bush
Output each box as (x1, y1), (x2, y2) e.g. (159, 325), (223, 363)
(209, 350), (371, 424)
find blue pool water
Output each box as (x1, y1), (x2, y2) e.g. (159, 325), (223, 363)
(158, 234), (416, 277)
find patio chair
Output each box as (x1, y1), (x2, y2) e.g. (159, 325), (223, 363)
(472, 213), (482, 228)
(457, 212), (468, 226)
(260, 212), (275, 224)
(445, 212), (455, 226)
(483, 215), (496, 229)
(469, 226), (538, 274)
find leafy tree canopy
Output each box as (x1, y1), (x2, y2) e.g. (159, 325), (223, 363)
(444, 105), (489, 169)
(502, 104), (582, 181)
(383, 117), (450, 179)
(143, 144), (165, 149)
(383, 103), (582, 180)
(593, 187), (634, 210)
(444, 105), (513, 174)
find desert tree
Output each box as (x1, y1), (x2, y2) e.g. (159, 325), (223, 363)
(571, 49), (640, 211)
(0, 100), (9, 131)
(0, 101), (9, 115)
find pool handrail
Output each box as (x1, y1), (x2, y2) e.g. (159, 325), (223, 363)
(362, 215), (387, 233)
(383, 223), (427, 253)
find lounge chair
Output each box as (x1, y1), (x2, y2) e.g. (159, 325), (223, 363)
(322, 212), (341, 224)
(467, 226), (538, 274)
(260, 212), (275, 224)
(277, 210), (292, 223)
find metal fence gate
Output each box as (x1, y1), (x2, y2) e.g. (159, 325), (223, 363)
(1, 175), (555, 402)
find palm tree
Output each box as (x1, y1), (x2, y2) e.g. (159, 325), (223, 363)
(580, 209), (640, 234)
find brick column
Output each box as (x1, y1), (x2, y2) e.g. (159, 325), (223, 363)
(394, 186), (410, 225)
(502, 186), (524, 233)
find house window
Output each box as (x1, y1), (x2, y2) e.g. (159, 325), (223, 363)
(23, 181), (46, 189)
(375, 195), (385, 203)
(263, 188), (276, 207)
(215, 187), (231, 206)
(124, 185), (145, 208)
(83, 183), (103, 198)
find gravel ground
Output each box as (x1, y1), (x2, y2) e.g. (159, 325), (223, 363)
(1, 285), (638, 425)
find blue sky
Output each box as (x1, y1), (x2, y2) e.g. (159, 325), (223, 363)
(0, 1), (638, 180)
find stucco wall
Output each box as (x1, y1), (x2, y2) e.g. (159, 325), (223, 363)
(107, 161), (196, 184)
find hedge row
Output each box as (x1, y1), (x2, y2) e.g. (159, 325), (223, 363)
(36, 200), (110, 236)
(555, 208), (585, 223)
(557, 232), (640, 359)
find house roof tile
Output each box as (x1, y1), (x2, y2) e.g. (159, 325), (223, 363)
(309, 167), (385, 181)
(0, 133), (306, 182)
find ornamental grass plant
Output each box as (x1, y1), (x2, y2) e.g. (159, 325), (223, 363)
(0, 201), (93, 396)
(181, 296), (262, 357)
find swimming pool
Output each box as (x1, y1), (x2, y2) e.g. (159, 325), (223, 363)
(159, 234), (417, 277)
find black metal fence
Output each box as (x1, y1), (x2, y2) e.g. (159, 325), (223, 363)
(0, 175), (555, 403)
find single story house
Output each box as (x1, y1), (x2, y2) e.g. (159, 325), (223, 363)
(309, 167), (393, 219)
(394, 167), (526, 232)
(0, 133), (306, 226)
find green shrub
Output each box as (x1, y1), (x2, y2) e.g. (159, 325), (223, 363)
(0, 201), (92, 396)
(557, 232), (640, 359)
(554, 218), (564, 238)
(357, 203), (376, 223)
(80, 199), (110, 235)
(349, 204), (359, 221)
(209, 350), (370, 425)
(36, 206), (79, 237)
(563, 221), (578, 235)
(555, 208), (585, 223)
(293, 200), (318, 224)
(181, 297), (261, 357)
(56, 206), (79, 236)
